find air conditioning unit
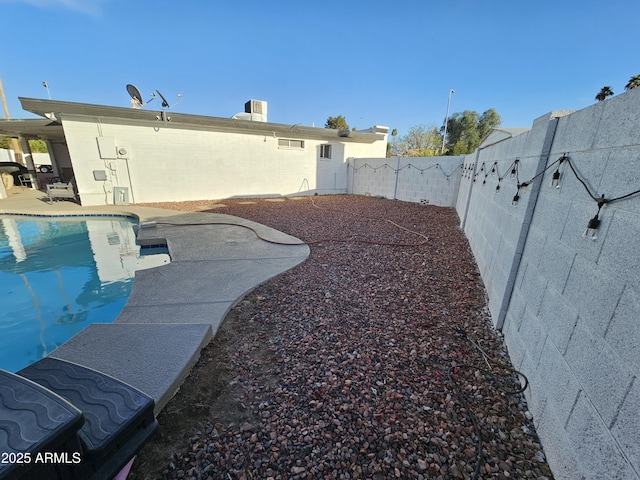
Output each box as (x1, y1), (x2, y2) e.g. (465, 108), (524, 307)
(244, 99), (268, 122)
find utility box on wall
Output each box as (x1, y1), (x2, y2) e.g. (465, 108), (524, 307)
(113, 187), (129, 205)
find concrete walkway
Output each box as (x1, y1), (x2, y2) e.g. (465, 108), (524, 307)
(0, 188), (309, 414)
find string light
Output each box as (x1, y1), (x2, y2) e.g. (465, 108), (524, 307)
(351, 161), (462, 179)
(582, 215), (601, 240)
(582, 195), (607, 241)
(551, 154), (567, 189)
(510, 159), (519, 179)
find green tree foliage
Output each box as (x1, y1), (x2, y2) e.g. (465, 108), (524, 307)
(325, 115), (350, 130)
(445, 109), (501, 155)
(595, 86), (614, 102)
(0, 138), (48, 154)
(389, 125), (442, 157)
(625, 74), (640, 91)
(28, 139), (48, 153)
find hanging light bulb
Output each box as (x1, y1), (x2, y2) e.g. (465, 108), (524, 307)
(511, 193), (520, 207)
(510, 159), (519, 179)
(490, 163), (497, 176)
(551, 154), (567, 189)
(582, 195), (607, 240)
(582, 215), (600, 240)
(495, 183), (501, 194)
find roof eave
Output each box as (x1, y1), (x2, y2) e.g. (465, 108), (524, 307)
(19, 98), (385, 144)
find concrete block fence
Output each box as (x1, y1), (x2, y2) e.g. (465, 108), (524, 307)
(350, 87), (640, 479)
(346, 156), (464, 207)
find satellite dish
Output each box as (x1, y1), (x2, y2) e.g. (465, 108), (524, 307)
(156, 90), (170, 108)
(126, 84), (144, 106)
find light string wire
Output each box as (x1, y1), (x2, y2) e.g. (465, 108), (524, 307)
(351, 161), (463, 179)
(448, 326), (530, 480)
(474, 153), (640, 207)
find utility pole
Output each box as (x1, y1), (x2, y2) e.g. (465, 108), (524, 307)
(0, 77), (24, 164)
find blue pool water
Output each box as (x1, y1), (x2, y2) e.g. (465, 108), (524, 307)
(0, 215), (169, 373)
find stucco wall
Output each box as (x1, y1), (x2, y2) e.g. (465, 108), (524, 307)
(346, 156), (464, 206)
(60, 116), (386, 206)
(456, 88), (640, 479)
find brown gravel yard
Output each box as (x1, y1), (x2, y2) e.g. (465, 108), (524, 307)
(128, 195), (553, 480)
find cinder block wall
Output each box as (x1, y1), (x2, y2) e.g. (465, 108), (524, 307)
(347, 156), (464, 206)
(456, 88), (640, 479)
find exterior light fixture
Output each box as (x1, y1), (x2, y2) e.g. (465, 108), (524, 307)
(511, 159), (519, 179)
(551, 154), (567, 189)
(582, 215), (600, 240)
(582, 195), (607, 240)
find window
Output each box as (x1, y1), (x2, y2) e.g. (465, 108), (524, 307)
(278, 138), (305, 149)
(320, 144), (332, 159)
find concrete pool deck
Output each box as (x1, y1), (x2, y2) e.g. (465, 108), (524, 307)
(0, 188), (310, 415)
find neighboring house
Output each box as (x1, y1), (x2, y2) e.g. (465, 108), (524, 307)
(0, 98), (388, 206)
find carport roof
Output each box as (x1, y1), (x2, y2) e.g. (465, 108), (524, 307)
(0, 118), (65, 141)
(17, 97), (387, 143)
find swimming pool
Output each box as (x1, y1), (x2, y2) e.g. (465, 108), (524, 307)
(0, 215), (169, 373)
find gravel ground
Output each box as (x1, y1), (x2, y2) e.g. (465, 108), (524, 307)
(130, 195), (554, 480)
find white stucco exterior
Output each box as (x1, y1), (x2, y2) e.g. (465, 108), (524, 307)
(11, 98), (388, 206)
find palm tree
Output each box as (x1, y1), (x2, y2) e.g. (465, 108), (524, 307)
(625, 74), (640, 91)
(595, 86), (614, 102)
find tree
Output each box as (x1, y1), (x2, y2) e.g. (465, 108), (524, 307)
(29, 139), (48, 153)
(390, 125), (442, 157)
(595, 86), (614, 102)
(625, 74), (640, 91)
(444, 109), (501, 155)
(0, 138), (48, 153)
(325, 115), (350, 130)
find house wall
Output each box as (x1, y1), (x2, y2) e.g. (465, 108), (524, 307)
(455, 88), (640, 480)
(60, 116), (386, 206)
(346, 155), (464, 206)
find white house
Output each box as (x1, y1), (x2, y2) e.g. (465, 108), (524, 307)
(0, 98), (388, 206)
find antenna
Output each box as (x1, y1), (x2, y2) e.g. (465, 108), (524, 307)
(42, 81), (51, 99)
(127, 84), (182, 125)
(126, 84), (156, 108)
(156, 89), (170, 108)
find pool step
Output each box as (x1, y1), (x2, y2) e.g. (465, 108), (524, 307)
(0, 369), (84, 480)
(0, 358), (157, 480)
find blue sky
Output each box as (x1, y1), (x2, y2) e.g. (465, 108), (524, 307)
(0, 0), (638, 136)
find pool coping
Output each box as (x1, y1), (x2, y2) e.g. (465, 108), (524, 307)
(1, 190), (310, 415)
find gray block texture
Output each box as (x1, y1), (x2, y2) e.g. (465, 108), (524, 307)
(456, 89), (640, 479)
